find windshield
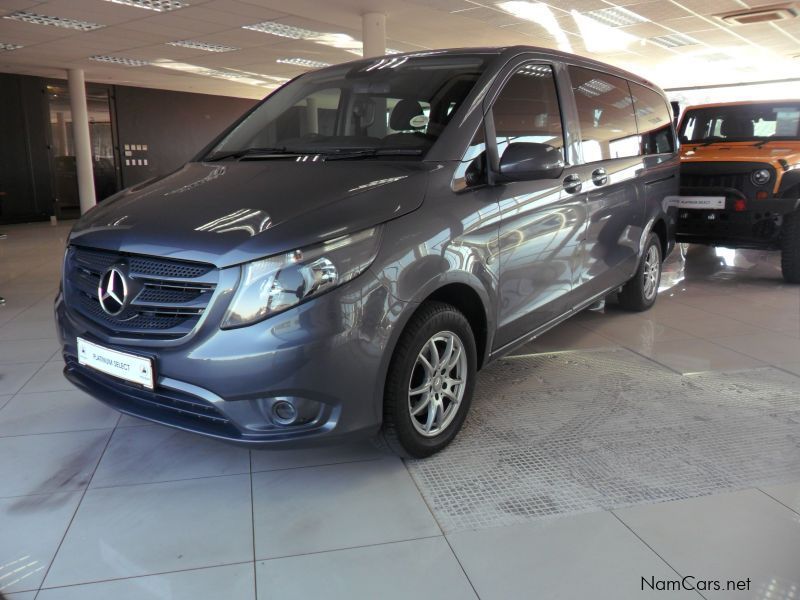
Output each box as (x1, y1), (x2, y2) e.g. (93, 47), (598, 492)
(679, 102), (800, 144)
(204, 54), (489, 161)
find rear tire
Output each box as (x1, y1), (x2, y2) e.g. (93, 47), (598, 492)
(618, 233), (662, 312)
(781, 210), (800, 284)
(378, 301), (477, 458)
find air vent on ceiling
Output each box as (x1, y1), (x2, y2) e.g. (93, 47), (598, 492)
(717, 3), (799, 25)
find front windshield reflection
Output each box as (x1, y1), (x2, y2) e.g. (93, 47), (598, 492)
(206, 54), (489, 161)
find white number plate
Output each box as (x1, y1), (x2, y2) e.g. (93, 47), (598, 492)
(676, 196), (726, 210)
(77, 337), (154, 389)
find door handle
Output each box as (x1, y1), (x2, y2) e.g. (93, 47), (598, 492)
(562, 173), (582, 194)
(591, 168), (608, 186)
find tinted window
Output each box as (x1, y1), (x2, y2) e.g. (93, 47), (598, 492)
(492, 64), (564, 157)
(630, 83), (674, 155)
(679, 102), (800, 143)
(568, 66), (638, 162)
(207, 55), (488, 159)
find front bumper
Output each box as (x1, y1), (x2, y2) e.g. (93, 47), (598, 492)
(55, 270), (404, 447)
(675, 191), (798, 249)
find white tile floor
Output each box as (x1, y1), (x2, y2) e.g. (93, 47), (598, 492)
(1, 222), (799, 599)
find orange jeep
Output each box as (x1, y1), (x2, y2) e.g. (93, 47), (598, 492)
(676, 100), (800, 282)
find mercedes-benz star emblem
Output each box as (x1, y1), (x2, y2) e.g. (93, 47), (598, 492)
(98, 267), (128, 316)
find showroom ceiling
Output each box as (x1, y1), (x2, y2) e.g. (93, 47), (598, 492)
(0, 0), (798, 98)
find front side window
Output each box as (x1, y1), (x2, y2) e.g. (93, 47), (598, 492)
(630, 83), (675, 155)
(205, 55), (488, 160)
(679, 102), (800, 143)
(492, 63), (564, 158)
(568, 66), (639, 162)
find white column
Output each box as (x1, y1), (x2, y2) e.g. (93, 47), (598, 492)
(362, 12), (386, 58)
(68, 69), (96, 214)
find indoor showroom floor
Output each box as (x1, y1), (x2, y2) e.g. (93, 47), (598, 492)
(1, 221), (800, 600)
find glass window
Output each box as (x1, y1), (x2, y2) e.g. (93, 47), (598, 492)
(679, 102), (800, 143)
(630, 83), (675, 155)
(207, 54), (488, 159)
(492, 63), (564, 158)
(568, 66), (639, 162)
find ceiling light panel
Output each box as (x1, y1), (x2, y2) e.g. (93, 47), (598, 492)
(167, 40), (239, 52)
(648, 33), (700, 49)
(3, 11), (104, 31)
(0, 42), (23, 52)
(243, 21), (317, 39)
(90, 55), (150, 66)
(583, 7), (648, 27)
(276, 57), (331, 68)
(104, 0), (188, 11)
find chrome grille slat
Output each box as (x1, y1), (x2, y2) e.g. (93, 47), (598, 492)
(65, 246), (218, 339)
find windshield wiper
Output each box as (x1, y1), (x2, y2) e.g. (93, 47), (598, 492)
(695, 137), (724, 148)
(205, 147), (296, 162)
(752, 139), (775, 148)
(322, 148), (424, 161)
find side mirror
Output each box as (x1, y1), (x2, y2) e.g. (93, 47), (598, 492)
(497, 142), (565, 182)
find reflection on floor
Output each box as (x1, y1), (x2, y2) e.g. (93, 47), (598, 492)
(1, 222), (799, 600)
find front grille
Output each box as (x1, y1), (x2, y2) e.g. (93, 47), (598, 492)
(65, 246), (218, 339)
(681, 172), (749, 190)
(680, 162), (775, 201)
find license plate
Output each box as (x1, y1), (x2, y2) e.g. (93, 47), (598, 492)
(675, 196), (726, 210)
(77, 337), (154, 389)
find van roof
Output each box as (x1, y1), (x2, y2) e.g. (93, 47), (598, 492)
(335, 45), (665, 95)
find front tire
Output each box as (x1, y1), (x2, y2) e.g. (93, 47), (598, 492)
(618, 233), (662, 311)
(378, 301), (477, 458)
(781, 210), (800, 284)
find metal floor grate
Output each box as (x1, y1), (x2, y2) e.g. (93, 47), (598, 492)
(406, 348), (800, 533)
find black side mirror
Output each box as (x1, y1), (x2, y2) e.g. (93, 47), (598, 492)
(496, 142), (565, 182)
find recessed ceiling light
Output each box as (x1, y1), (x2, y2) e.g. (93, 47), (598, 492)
(648, 33), (699, 49)
(276, 57), (331, 69)
(103, 0), (188, 11)
(0, 42), (23, 52)
(583, 6), (648, 27)
(3, 11), (104, 31)
(167, 40), (239, 52)
(90, 55), (150, 66)
(571, 10), (639, 52)
(243, 21), (316, 39)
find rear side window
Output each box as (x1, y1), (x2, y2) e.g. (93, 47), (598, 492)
(492, 64), (564, 158)
(568, 66), (638, 162)
(630, 83), (675, 155)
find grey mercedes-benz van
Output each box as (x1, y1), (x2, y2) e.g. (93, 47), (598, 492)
(56, 46), (678, 457)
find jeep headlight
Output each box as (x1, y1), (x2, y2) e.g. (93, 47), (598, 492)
(751, 168), (771, 186)
(222, 226), (382, 328)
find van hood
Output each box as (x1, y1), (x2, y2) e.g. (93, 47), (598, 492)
(69, 161), (434, 268)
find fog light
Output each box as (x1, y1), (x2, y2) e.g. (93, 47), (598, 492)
(272, 400), (298, 425)
(734, 199), (747, 212)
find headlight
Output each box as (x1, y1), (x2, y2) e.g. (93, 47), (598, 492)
(221, 226), (382, 328)
(751, 168), (771, 186)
